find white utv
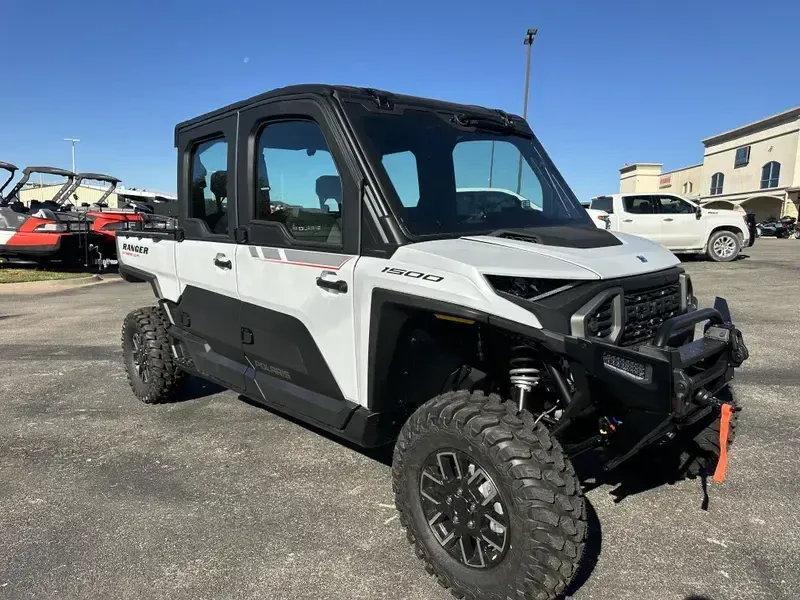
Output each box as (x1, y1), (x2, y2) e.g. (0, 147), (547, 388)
(117, 85), (749, 600)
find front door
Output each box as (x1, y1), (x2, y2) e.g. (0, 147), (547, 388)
(173, 116), (245, 389)
(618, 195), (665, 244)
(655, 195), (706, 250)
(234, 97), (362, 429)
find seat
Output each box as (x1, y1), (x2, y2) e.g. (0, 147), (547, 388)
(209, 171), (228, 234)
(315, 175), (342, 244)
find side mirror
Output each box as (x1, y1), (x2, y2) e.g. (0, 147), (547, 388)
(695, 206), (702, 219)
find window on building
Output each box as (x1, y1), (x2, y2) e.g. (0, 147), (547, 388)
(189, 137), (229, 234)
(734, 146), (750, 168)
(682, 181), (693, 194)
(255, 120), (343, 246)
(710, 172), (724, 196)
(760, 161), (780, 189)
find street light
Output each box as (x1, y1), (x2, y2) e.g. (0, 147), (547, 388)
(64, 138), (80, 173)
(516, 28), (538, 194)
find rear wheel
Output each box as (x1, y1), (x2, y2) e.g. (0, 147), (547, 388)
(393, 391), (586, 600)
(121, 306), (184, 404)
(707, 230), (741, 262)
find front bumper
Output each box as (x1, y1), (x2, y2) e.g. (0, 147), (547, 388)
(559, 300), (747, 419)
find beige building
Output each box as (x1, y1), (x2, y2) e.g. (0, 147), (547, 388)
(19, 183), (123, 208)
(619, 106), (800, 220)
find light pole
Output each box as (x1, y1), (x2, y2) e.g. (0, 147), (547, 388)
(516, 28), (538, 194)
(64, 138), (80, 173)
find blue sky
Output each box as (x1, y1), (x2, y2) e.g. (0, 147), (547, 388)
(1, 0), (798, 200)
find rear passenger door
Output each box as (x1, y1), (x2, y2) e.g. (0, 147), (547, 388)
(234, 97), (362, 428)
(173, 117), (245, 389)
(619, 195), (665, 244)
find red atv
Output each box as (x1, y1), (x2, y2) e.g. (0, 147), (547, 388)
(0, 165), (97, 265)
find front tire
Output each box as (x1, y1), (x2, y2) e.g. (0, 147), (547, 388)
(393, 391), (586, 600)
(707, 230), (741, 262)
(121, 306), (184, 404)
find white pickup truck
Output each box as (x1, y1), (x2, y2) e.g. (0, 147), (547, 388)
(590, 193), (752, 262)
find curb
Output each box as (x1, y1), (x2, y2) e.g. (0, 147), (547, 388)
(0, 273), (123, 295)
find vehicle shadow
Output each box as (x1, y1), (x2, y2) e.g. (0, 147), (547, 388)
(574, 451), (713, 510)
(560, 498), (602, 599)
(236, 395), (395, 466)
(178, 376), (227, 401)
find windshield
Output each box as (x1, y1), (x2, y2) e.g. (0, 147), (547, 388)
(344, 102), (591, 237)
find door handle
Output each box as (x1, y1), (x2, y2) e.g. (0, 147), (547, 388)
(214, 253), (232, 269)
(316, 277), (348, 293)
(623, 219), (633, 223)
(663, 218), (674, 222)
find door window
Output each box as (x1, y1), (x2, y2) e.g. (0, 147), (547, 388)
(255, 120), (343, 246)
(189, 138), (229, 234)
(622, 196), (656, 214)
(657, 196), (696, 214)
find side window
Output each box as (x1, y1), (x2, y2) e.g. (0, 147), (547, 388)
(591, 196), (613, 213)
(189, 138), (229, 234)
(658, 196), (695, 214)
(382, 151), (420, 208)
(255, 120), (342, 246)
(622, 196), (656, 214)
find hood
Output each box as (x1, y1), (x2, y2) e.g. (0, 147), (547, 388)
(397, 230), (679, 280)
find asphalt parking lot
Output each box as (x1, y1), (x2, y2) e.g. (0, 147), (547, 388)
(1, 240), (798, 600)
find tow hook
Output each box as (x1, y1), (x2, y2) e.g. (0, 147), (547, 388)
(693, 388), (739, 483)
(693, 388), (742, 412)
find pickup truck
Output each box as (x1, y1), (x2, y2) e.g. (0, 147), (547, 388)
(590, 193), (752, 262)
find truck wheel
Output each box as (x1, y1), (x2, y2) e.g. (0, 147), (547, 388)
(121, 306), (184, 404)
(678, 386), (739, 478)
(393, 391), (586, 600)
(707, 230), (741, 262)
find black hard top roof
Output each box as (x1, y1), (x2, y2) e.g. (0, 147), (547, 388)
(174, 83), (524, 142)
(77, 172), (121, 184)
(0, 161), (18, 172)
(23, 166), (75, 178)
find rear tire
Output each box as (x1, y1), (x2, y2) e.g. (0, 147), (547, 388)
(393, 391), (586, 600)
(707, 230), (741, 262)
(121, 306), (184, 404)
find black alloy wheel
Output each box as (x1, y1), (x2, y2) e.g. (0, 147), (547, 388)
(419, 449), (509, 569)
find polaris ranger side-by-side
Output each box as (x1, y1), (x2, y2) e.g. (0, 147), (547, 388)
(117, 85), (748, 600)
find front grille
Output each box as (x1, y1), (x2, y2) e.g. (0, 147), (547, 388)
(587, 298), (614, 341)
(621, 283), (681, 346)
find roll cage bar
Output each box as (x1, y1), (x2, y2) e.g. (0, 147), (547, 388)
(1, 166), (77, 206)
(0, 161), (18, 200)
(61, 172), (121, 207)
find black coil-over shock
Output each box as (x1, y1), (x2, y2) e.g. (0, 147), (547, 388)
(509, 345), (540, 413)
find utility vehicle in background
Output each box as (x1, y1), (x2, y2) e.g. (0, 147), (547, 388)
(116, 85), (749, 600)
(590, 193), (752, 261)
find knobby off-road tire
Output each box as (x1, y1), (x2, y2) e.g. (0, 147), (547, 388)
(393, 391), (586, 600)
(678, 386), (739, 478)
(707, 230), (741, 262)
(121, 306), (184, 404)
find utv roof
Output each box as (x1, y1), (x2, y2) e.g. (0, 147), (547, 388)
(22, 166), (76, 178)
(76, 172), (121, 184)
(0, 161), (18, 172)
(174, 83), (525, 142)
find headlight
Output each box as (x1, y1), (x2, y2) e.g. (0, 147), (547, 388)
(485, 275), (575, 301)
